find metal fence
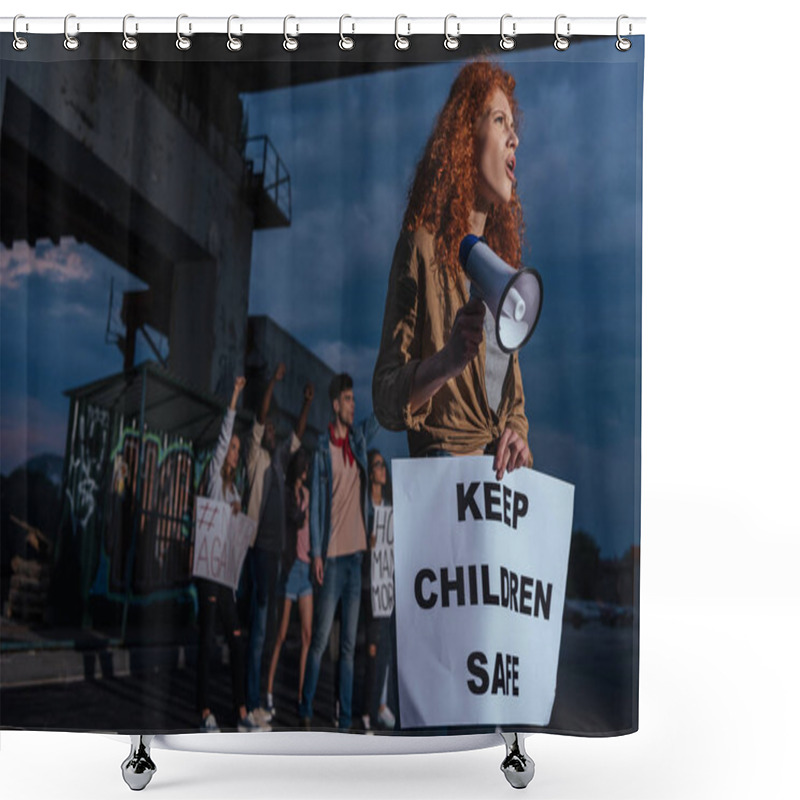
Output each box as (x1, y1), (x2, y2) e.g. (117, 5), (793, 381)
(244, 134), (292, 224)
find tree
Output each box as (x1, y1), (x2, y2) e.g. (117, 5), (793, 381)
(566, 529), (600, 600)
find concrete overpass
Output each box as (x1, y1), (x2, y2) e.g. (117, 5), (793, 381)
(2, 32), (546, 395)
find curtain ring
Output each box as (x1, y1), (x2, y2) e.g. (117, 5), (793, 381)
(227, 15), (242, 51)
(339, 15), (354, 51)
(122, 15), (138, 51)
(12, 15), (29, 51)
(283, 15), (298, 51)
(176, 14), (192, 50)
(395, 15), (410, 50)
(64, 14), (80, 51)
(616, 15), (632, 51)
(553, 14), (570, 51)
(500, 14), (516, 50)
(444, 14), (460, 51)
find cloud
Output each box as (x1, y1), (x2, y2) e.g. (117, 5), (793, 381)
(0, 238), (92, 290)
(313, 339), (378, 388)
(249, 179), (402, 344)
(47, 300), (96, 320)
(506, 60), (641, 264)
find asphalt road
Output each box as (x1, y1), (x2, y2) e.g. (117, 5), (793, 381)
(1, 620), (637, 735)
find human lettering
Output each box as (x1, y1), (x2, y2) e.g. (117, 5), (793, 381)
(414, 564), (552, 620)
(466, 651), (520, 696)
(456, 481), (529, 530)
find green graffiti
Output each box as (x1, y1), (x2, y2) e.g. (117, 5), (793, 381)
(110, 427), (194, 466)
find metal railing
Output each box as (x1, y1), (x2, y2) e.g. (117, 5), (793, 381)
(108, 433), (196, 595)
(244, 135), (292, 224)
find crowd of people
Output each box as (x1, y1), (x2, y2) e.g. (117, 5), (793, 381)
(195, 58), (532, 734)
(196, 369), (392, 733)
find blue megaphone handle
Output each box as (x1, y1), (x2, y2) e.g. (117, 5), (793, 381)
(460, 234), (486, 303)
(459, 234), (482, 267)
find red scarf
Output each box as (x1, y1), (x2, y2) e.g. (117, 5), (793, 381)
(328, 423), (355, 467)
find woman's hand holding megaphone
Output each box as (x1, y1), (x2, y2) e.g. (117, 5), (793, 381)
(408, 297), (485, 414)
(444, 296), (486, 375)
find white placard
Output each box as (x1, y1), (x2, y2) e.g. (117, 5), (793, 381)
(370, 505), (395, 618)
(192, 497), (257, 591)
(392, 456), (574, 729)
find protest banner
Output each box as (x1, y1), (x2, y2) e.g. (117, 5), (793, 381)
(192, 497), (256, 591)
(370, 505), (394, 618)
(392, 456), (574, 729)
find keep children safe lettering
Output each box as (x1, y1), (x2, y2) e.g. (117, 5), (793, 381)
(417, 480), (548, 616)
(413, 483), (550, 698)
(414, 563), (552, 618)
(392, 456), (574, 728)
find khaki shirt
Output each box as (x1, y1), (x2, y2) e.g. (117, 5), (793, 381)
(373, 227), (530, 459)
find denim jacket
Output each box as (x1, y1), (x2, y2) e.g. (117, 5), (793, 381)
(309, 413), (380, 563)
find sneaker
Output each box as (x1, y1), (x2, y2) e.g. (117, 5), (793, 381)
(376, 705), (396, 729)
(264, 699), (276, 722)
(252, 707), (273, 726)
(300, 716), (312, 731)
(238, 711), (270, 732)
(361, 714), (372, 731)
(201, 712), (219, 732)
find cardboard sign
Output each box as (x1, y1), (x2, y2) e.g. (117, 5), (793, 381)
(192, 497), (257, 591)
(392, 456), (574, 728)
(370, 505), (395, 618)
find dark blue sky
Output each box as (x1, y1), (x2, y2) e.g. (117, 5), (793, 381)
(0, 38), (642, 557)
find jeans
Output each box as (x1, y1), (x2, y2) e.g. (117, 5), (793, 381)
(299, 552), (363, 729)
(196, 578), (246, 713)
(364, 613), (395, 722)
(246, 548), (281, 711)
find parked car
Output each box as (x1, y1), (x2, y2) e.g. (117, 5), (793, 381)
(563, 598), (603, 629)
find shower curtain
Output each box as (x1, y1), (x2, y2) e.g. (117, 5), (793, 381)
(0, 29), (643, 738)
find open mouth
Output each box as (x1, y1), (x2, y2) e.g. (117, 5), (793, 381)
(506, 155), (516, 183)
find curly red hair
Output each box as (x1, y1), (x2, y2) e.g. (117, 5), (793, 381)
(403, 60), (525, 282)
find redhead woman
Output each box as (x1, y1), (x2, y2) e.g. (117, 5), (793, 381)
(373, 60), (532, 477)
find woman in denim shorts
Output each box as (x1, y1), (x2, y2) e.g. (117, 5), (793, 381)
(265, 449), (313, 715)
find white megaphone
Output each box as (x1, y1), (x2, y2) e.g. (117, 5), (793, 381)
(459, 235), (543, 353)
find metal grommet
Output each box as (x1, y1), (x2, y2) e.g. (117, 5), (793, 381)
(176, 14), (191, 51)
(553, 14), (570, 51)
(500, 14), (516, 50)
(122, 15), (138, 51)
(339, 15), (354, 51)
(12, 15), (29, 51)
(444, 14), (460, 51)
(395, 15), (410, 50)
(63, 13), (80, 51)
(283, 15), (298, 51)
(227, 15), (242, 51)
(616, 15), (632, 51)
